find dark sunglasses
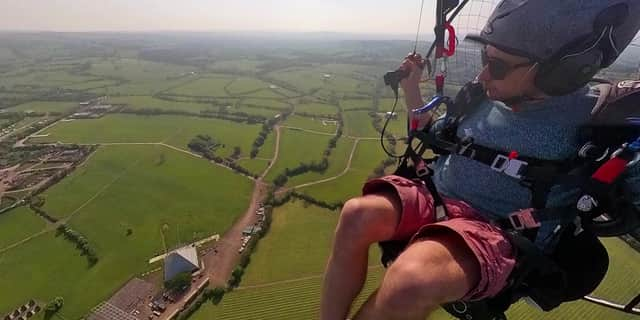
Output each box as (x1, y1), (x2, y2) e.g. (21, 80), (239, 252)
(481, 48), (534, 80)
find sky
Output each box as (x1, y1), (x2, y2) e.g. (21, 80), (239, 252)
(0, 0), (443, 35)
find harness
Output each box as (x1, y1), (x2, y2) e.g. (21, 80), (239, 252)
(380, 79), (640, 319)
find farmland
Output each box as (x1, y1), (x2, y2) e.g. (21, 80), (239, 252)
(0, 31), (638, 320)
(0, 145), (254, 318)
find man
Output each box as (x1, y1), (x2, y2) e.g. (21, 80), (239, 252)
(320, 1), (640, 319)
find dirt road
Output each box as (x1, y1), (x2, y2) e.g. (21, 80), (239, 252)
(201, 181), (267, 287)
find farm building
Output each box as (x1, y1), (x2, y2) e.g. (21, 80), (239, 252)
(164, 246), (200, 281)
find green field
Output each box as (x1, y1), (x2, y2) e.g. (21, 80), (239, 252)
(298, 140), (388, 203)
(226, 77), (272, 95)
(0, 206), (46, 249)
(107, 96), (215, 113)
(282, 115), (337, 134)
(0, 145), (254, 318)
(31, 114), (264, 158)
(342, 98), (374, 111)
(343, 111), (378, 137)
(169, 77), (234, 97)
(241, 98), (291, 110)
(6, 101), (78, 114)
(264, 128), (332, 181)
(236, 158), (270, 176)
(191, 201), (384, 319)
(294, 102), (338, 117)
(285, 138), (354, 187)
(208, 59), (263, 73)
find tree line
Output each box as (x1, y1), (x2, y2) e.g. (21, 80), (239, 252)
(272, 113), (343, 187)
(56, 224), (99, 266)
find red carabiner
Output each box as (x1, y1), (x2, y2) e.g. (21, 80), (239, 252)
(442, 23), (456, 57)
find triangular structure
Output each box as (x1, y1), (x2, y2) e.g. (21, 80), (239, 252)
(164, 246), (199, 281)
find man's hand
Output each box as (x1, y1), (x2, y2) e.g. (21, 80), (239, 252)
(399, 53), (431, 128)
(399, 53), (425, 96)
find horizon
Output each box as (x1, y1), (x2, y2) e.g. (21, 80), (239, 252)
(0, 0), (440, 35)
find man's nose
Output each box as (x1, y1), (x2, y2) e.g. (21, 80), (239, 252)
(477, 65), (491, 82)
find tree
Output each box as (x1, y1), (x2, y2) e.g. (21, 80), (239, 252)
(164, 271), (192, 291)
(211, 287), (226, 305)
(44, 297), (64, 319)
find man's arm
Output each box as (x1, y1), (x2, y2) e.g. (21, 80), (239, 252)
(400, 54), (434, 130)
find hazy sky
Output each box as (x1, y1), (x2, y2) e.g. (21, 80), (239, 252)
(0, 0), (442, 34)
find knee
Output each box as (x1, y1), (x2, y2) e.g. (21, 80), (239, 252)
(376, 261), (441, 313)
(335, 196), (399, 245)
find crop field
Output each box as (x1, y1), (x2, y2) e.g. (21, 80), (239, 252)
(341, 98), (374, 111)
(61, 79), (120, 91)
(343, 111), (378, 137)
(294, 102), (338, 117)
(264, 128), (332, 181)
(6, 101), (79, 114)
(191, 201), (384, 319)
(0, 71), (99, 89)
(0, 206), (46, 249)
(226, 77), (272, 94)
(31, 114), (263, 158)
(107, 96), (215, 113)
(282, 115), (337, 134)
(236, 158), (270, 175)
(2, 33), (638, 320)
(169, 76), (234, 97)
(267, 67), (371, 94)
(298, 140), (389, 203)
(241, 98), (291, 110)
(256, 129), (277, 159)
(285, 138), (354, 187)
(88, 59), (194, 82)
(232, 105), (281, 118)
(0, 145), (253, 318)
(208, 59), (263, 73)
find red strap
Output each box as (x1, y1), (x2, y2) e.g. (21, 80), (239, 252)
(592, 157), (628, 184)
(443, 23), (456, 57)
(508, 151), (519, 160)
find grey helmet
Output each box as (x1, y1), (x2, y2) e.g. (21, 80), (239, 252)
(467, 0), (640, 96)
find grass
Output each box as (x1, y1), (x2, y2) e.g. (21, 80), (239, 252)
(342, 98), (374, 111)
(241, 98), (290, 110)
(266, 67), (368, 94)
(256, 128), (277, 160)
(263, 128), (332, 182)
(86, 58), (197, 95)
(286, 138), (354, 187)
(0, 206), (46, 249)
(282, 115), (337, 134)
(226, 77), (272, 95)
(294, 102), (338, 117)
(6, 101), (78, 114)
(236, 158), (270, 176)
(190, 201), (384, 319)
(191, 268), (385, 320)
(241, 201), (340, 285)
(0, 145), (254, 318)
(343, 111), (378, 138)
(31, 114), (263, 158)
(107, 96), (215, 113)
(208, 59), (263, 73)
(298, 140), (388, 203)
(169, 77), (234, 97)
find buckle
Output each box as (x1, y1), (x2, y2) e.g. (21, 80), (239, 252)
(508, 209), (541, 230)
(490, 155), (527, 179)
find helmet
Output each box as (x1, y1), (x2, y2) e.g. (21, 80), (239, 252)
(467, 0), (640, 96)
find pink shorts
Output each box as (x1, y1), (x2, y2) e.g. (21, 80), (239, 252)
(363, 175), (516, 300)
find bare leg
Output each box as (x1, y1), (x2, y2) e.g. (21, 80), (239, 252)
(320, 191), (402, 320)
(353, 232), (480, 320)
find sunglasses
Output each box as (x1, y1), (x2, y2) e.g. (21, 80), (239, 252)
(481, 48), (534, 80)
